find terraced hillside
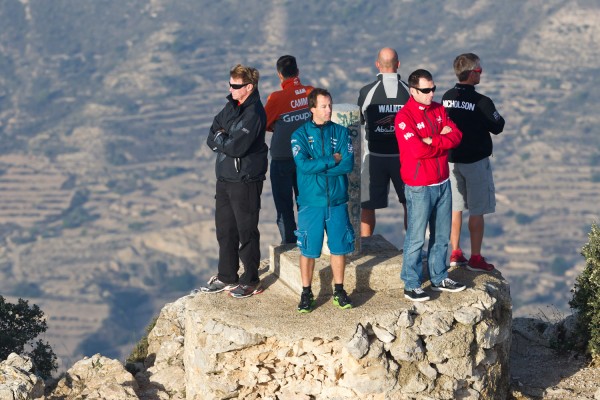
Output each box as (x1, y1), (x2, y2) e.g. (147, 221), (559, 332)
(0, 0), (598, 371)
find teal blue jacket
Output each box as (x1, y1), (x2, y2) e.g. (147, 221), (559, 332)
(291, 120), (354, 207)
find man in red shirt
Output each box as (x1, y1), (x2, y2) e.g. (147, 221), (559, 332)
(265, 56), (314, 244)
(394, 69), (466, 302)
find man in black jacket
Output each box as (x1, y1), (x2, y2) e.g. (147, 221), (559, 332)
(357, 48), (410, 237)
(200, 64), (268, 298)
(442, 53), (505, 273)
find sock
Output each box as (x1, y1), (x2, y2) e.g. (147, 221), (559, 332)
(334, 283), (344, 293)
(302, 286), (312, 294)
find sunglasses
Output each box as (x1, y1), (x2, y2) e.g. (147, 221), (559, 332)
(229, 82), (249, 89)
(472, 67), (483, 73)
(413, 85), (436, 94)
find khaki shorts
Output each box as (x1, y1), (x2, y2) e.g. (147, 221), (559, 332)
(449, 158), (496, 215)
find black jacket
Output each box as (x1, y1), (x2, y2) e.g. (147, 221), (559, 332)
(442, 84), (505, 164)
(207, 89), (268, 182)
(357, 73), (410, 154)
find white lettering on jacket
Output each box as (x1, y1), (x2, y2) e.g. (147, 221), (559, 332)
(290, 97), (308, 108)
(378, 104), (402, 113)
(443, 100), (476, 111)
(283, 111), (311, 123)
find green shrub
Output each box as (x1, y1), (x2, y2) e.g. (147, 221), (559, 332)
(0, 296), (58, 378)
(126, 316), (158, 374)
(570, 222), (600, 359)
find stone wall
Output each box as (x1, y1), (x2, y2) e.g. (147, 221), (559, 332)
(181, 257), (511, 399)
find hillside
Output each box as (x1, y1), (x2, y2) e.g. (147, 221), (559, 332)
(0, 0), (598, 370)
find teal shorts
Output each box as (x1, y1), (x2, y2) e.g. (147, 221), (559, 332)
(295, 203), (355, 258)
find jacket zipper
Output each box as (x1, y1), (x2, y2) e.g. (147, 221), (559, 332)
(423, 109), (442, 179)
(320, 125), (330, 207)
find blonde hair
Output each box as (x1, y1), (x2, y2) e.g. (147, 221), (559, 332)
(453, 53), (480, 82)
(230, 64), (260, 87)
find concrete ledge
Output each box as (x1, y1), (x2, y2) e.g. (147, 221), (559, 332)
(270, 234), (404, 296)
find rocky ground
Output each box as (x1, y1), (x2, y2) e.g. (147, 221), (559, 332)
(510, 318), (600, 400)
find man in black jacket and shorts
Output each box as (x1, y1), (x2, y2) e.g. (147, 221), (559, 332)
(442, 53), (505, 272)
(357, 48), (410, 237)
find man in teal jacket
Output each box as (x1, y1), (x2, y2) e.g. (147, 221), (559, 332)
(291, 88), (355, 313)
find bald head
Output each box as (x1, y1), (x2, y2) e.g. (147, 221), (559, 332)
(376, 48), (399, 73)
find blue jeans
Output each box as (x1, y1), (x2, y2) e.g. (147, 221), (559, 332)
(270, 159), (298, 244)
(401, 180), (451, 290)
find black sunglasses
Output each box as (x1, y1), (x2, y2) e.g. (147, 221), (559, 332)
(229, 82), (249, 89)
(413, 85), (436, 94)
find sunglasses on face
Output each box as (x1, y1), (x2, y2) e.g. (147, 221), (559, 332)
(413, 85), (436, 94)
(472, 67), (483, 73)
(229, 82), (249, 89)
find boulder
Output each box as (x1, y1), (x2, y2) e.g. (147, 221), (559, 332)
(0, 353), (44, 400)
(48, 354), (138, 400)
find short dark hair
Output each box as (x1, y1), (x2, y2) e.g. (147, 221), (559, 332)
(307, 88), (331, 109)
(276, 55), (299, 79)
(408, 69), (433, 88)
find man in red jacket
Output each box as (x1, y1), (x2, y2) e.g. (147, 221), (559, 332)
(394, 69), (466, 302)
(265, 55), (314, 244)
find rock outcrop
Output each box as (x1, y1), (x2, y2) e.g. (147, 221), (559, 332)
(0, 353), (44, 400)
(181, 265), (511, 399)
(48, 354), (139, 400)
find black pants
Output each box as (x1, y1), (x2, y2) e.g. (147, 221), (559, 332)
(215, 180), (263, 285)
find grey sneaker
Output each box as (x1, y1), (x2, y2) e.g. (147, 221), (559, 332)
(432, 278), (466, 293)
(229, 282), (263, 298)
(404, 287), (430, 302)
(191, 276), (238, 294)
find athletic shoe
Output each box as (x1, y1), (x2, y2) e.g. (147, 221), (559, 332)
(467, 255), (495, 272)
(404, 288), (430, 302)
(431, 278), (466, 292)
(191, 276), (238, 294)
(450, 249), (468, 267)
(229, 282), (264, 298)
(332, 289), (353, 310)
(297, 292), (316, 314)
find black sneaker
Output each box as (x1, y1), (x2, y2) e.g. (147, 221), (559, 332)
(191, 276), (238, 294)
(332, 289), (353, 310)
(404, 287), (430, 302)
(431, 278), (466, 293)
(229, 282), (264, 298)
(297, 292), (316, 314)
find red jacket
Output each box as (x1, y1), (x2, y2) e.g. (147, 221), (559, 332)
(394, 96), (462, 186)
(265, 77), (314, 160)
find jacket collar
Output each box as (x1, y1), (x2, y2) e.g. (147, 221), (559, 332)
(377, 73), (401, 81)
(455, 83), (475, 91)
(406, 95), (431, 111)
(281, 76), (301, 89)
(226, 88), (261, 109)
(309, 119), (332, 128)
